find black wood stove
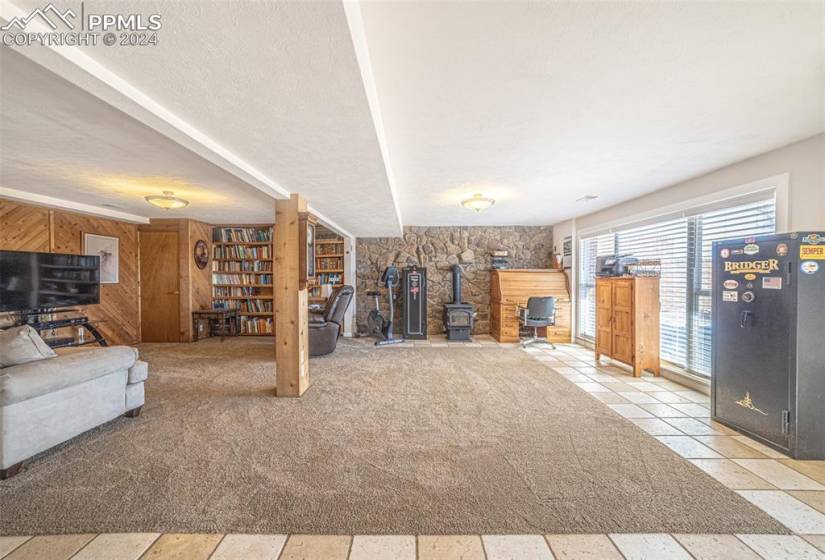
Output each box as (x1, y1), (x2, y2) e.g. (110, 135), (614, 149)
(443, 264), (475, 341)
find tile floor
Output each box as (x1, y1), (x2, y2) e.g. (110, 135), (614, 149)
(2, 532), (824, 560)
(3, 342), (824, 559)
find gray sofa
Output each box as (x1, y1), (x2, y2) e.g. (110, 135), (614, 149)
(0, 346), (147, 479)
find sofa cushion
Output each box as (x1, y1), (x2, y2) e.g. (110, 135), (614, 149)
(0, 325), (57, 368)
(128, 360), (148, 384)
(0, 346), (138, 406)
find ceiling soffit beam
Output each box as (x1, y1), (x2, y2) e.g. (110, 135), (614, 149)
(342, 0), (404, 237)
(0, 1), (353, 240)
(0, 187), (150, 223)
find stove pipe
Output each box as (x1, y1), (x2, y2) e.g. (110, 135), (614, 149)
(451, 264), (462, 304)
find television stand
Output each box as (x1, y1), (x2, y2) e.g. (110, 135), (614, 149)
(17, 310), (108, 349)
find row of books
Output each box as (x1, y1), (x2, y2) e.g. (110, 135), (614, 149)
(316, 257), (342, 270)
(213, 246), (271, 260)
(212, 227), (272, 243)
(213, 299), (273, 313)
(213, 286), (271, 297)
(317, 244), (343, 256)
(212, 261), (272, 272)
(316, 273), (342, 285)
(212, 273), (273, 285)
(241, 317), (273, 335)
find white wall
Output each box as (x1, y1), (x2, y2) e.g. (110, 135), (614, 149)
(559, 133), (824, 344)
(553, 219), (576, 342)
(343, 236), (356, 337)
(576, 133), (824, 233)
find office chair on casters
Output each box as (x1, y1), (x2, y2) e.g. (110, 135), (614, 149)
(518, 296), (556, 349)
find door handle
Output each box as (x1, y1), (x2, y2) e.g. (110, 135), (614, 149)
(168, 290), (180, 295)
(739, 310), (752, 329)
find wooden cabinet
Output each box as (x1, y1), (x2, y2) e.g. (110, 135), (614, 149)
(594, 276), (661, 377)
(490, 269), (571, 343)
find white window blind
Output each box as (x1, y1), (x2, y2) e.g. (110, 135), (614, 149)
(615, 218), (689, 367)
(577, 233), (614, 339)
(689, 197), (776, 375)
(577, 192), (776, 377)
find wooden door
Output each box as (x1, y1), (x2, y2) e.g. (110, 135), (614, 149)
(139, 230), (181, 342)
(611, 279), (634, 364)
(595, 279), (613, 357)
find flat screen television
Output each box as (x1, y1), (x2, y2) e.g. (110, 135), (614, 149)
(0, 250), (100, 312)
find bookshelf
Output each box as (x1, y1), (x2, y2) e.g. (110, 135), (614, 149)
(211, 225), (274, 335)
(309, 225), (345, 304)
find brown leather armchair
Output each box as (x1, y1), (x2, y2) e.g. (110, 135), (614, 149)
(309, 285), (354, 357)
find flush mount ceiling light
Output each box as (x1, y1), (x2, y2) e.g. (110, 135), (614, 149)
(576, 194), (599, 203)
(461, 193), (495, 212)
(144, 190), (189, 210)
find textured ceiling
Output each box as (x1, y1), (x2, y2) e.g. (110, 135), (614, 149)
(71, 0), (400, 236)
(4, 0), (400, 235)
(2, 1), (824, 232)
(358, 0), (825, 226)
(0, 48), (276, 224)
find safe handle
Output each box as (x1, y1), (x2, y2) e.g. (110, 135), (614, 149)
(786, 261), (793, 288)
(739, 310), (752, 329)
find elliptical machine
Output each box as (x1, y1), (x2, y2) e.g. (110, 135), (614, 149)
(366, 266), (404, 346)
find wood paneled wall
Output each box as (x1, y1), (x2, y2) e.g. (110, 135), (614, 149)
(186, 219), (213, 319)
(0, 198), (141, 345)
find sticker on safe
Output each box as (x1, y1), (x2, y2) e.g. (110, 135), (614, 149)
(801, 261), (819, 275)
(743, 244), (759, 255)
(722, 290), (738, 302)
(762, 277), (782, 290)
(724, 259), (779, 275)
(723, 279), (739, 289)
(800, 245), (825, 260)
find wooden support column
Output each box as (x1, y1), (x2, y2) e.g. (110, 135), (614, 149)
(274, 194), (310, 397)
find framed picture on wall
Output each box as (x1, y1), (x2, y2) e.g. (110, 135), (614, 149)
(83, 233), (119, 284)
(563, 235), (573, 269)
(193, 239), (209, 269)
(307, 222), (316, 278)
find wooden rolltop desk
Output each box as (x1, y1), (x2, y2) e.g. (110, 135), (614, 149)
(490, 269), (571, 343)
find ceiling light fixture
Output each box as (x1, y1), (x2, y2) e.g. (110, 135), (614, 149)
(144, 190), (189, 210)
(461, 193), (495, 212)
(576, 194), (599, 203)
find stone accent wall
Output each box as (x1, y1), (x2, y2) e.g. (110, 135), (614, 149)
(356, 226), (553, 335)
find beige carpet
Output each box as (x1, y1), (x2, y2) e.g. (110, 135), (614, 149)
(0, 338), (786, 535)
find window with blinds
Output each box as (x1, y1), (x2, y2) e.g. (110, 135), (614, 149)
(577, 233), (614, 339)
(689, 197), (776, 375)
(577, 193), (776, 377)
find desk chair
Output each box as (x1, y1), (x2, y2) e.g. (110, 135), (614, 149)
(518, 296), (556, 349)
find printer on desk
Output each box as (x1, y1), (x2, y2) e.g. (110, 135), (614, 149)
(596, 255), (639, 277)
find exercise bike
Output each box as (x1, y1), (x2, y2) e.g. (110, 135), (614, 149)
(366, 266), (404, 346)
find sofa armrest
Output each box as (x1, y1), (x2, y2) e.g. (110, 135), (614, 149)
(128, 360), (148, 384)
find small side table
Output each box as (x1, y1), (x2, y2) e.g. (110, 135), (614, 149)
(192, 309), (240, 342)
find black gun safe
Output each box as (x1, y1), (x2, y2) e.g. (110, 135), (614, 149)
(402, 265), (427, 339)
(712, 232), (825, 459)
